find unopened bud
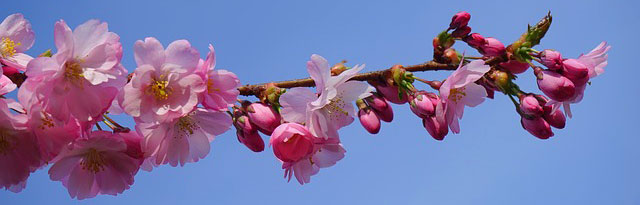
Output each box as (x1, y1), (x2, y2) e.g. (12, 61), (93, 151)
(463, 33), (485, 48)
(409, 92), (437, 118)
(247, 103), (281, 135)
(537, 71), (576, 102)
(358, 108), (381, 134)
(366, 94), (393, 122)
(237, 129), (265, 152)
(561, 59), (589, 86)
(451, 26), (471, 38)
(520, 95), (544, 117)
(499, 60), (530, 74)
(479, 37), (506, 57)
(521, 117), (554, 139)
(449, 11), (471, 30)
(423, 115), (448, 141)
(540, 49), (563, 71)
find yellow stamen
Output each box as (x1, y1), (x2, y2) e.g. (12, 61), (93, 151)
(80, 148), (106, 173)
(38, 112), (55, 130)
(207, 79), (221, 93)
(0, 37), (20, 58)
(448, 87), (467, 102)
(146, 76), (172, 100)
(325, 97), (349, 117)
(64, 61), (85, 87)
(176, 116), (199, 138)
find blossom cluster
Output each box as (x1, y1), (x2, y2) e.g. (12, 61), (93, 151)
(0, 11), (609, 199)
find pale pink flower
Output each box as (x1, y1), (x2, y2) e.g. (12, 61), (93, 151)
(136, 108), (232, 166)
(0, 99), (43, 193)
(0, 13), (35, 72)
(26, 104), (82, 162)
(197, 44), (240, 111)
(48, 131), (143, 199)
(119, 37), (205, 123)
(279, 54), (374, 139)
(439, 59), (490, 133)
(22, 19), (127, 125)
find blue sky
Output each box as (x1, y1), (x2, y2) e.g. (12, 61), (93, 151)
(1, 0), (639, 204)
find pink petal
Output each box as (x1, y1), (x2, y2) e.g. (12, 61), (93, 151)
(165, 39), (200, 73)
(53, 20), (74, 56)
(280, 87), (316, 123)
(307, 54), (330, 93)
(0, 13), (35, 52)
(133, 37), (165, 69)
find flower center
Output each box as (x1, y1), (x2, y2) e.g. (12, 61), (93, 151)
(64, 60), (85, 87)
(147, 78), (172, 101)
(324, 97), (349, 117)
(448, 87), (466, 102)
(176, 116), (199, 137)
(38, 112), (55, 130)
(81, 148), (106, 173)
(206, 79), (221, 93)
(0, 37), (19, 58)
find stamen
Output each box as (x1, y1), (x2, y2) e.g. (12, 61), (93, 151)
(147, 76), (172, 100)
(38, 112), (55, 130)
(176, 116), (200, 138)
(324, 97), (349, 117)
(64, 60), (85, 87)
(80, 148), (106, 173)
(0, 37), (20, 58)
(207, 79), (221, 93)
(448, 87), (467, 102)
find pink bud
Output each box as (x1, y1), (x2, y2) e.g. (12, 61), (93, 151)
(463, 33), (485, 48)
(520, 95), (544, 117)
(540, 49), (563, 71)
(409, 92), (437, 118)
(499, 60), (530, 74)
(374, 84), (407, 104)
(366, 94), (393, 122)
(543, 108), (566, 129)
(247, 103), (281, 135)
(451, 26), (471, 38)
(480, 37), (506, 57)
(236, 130), (265, 152)
(521, 117), (554, 139)
(449, 11), (471, 30)
(561, 59), (589, 86)
(234, 115), (256, 133)
(358, 108), (381, 134)
(270, 123), (316, 162)
(537, 71), (576, 102)
(423, 116), (448, 141)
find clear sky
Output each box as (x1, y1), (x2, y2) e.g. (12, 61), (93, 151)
(1, 0), (638, 204)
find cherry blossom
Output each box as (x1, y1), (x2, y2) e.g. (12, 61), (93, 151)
(439, 59), (490, 133)
(197, 44), (240, 111)
(0, 13), (35, 73)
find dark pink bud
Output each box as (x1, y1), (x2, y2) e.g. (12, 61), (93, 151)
(521, 117), (554, 139)
(451, 26), (471, 38)
(499, 60), (530, 74)
(237, 130), (265, 152)
(449, 11), (471, 30)
(543, 108), (566, 129)
(479, 37), (506, 57)
(374, 84), (407, 104)
(247, 103), (281, 135)
(537, 71), (576, 102)
(540, 49), (563, 71)
(366, 94), (393, 122)
(358, 108), (381, 134)
(423, 116), (448, 141)
(561, 59), (589, 86)
(409, 92), (436, 118)
(234, 115), (256, 133)
(463, 33), (485, 48)
(520, 95), (544, 117)
(270, 123), (316, 162)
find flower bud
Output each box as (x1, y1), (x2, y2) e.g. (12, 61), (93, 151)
(479, 37), (506, 57)
(270, 123), (316, 162)
(247, 103), (281, 135)
(543, 107), (566, 129)
(444, 48), (460, 64)
(366, 94), (393, 122)
(540, 49), (563, 71)
(423, 116), (448, 141)
(358, 108), (381, 134)
(537, 71), (576, 102)
(451, 26), (471, 38)
(499, 60), (530, 74)
(409, 92), (436, 118)
(520, 95), (544, 117)
(236, 129), (265, 152)
(521, 117), (554, 139)
(463, 33), (485, 48)
(234, 115), (256, 133)
(374, 83), (407, 104)
(449, 11), (471, 30)
(561, 59), (589, 86)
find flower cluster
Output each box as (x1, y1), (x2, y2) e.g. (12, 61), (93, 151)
(0, 11), (609, 199)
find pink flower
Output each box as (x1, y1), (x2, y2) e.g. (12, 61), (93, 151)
(537, 70), (576, 102)
(479, 37), (505, 57)
(22, 19), (127, 125)
(0, 13), (35, 72)
(137, 108), (232, 166)
(365, 93), (393, 122)
(543, 106), (566, 129)
(198, 44), (240, 111)
(48, 131), (143, 199)
(439, 59), (490, 133)
(449, 11), (471, 30)
(423, 102), (449, 141)
(499, 60), (529, 74)
(0, 99), (43, 193)
(373, 82), (407, 104)
(271, 123), (346, 185)
(0, 72), (16, 95)
(540, 49), (563, 71)
(520, 117), (553, 139)
(451, 26), (471, 38)
(26, 104), (82, 162)
(358, 108), (381, 134)
(120, 37), (205, 123)
(279, 54), (374, 139)
(247, 102), (281, 135)
(561, 59), (589, 86)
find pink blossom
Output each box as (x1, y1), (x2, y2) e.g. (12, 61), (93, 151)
(48, 131), (143, 199)
(439, 59), (490, 133)
(464, 33), (485, 48)
(137, 108), (232, 166)
(540, 49), (563, 71)
(537, 70), (576, 102)
(544, 107), (566, 129)
(519, 95), (544, 117)
(247, 102), (281, 135)
(451, 26), (471, 38)
(279, 54), (374, 139)
(0, 99), (43, 193)
(409, 91), (437, 118)
(198, 44), (240, 111)
(0, 73), (16, 95)
(373, 82), (407, 104)
(234, 113), (265, 152)
(358, 108), (381, 134)
(562, 59), (589, 86)
(26, 104), (82, 162)
(424, 100), (448, 140)
(365, 93), (393, 122)
(120, 37), (205, 123)
(270, 123), (316, 162)
(22, 19), (127, 125)
(0, 13), (35, 72)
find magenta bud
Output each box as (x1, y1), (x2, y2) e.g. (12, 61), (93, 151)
(409, 92), (436, 118)
(499, 60), (530, 74)
(237, 130), (265, 152)
(358, 108), (381, 134)
(543, 108), (566, 129)
(520, 95), (544, 117)
(423, 116), (448, 141)
(451, 26), (471, 38)
(270, 123), (316, 162)
(540, 49), (563, 71)
(374, 84), (407, 104)
(561, 59), (589, 86)
(521, 117), (554, 139)
(234, 115), (256, 133)
(449, 11), (471, 30)
(366, 94), (393, 122)
(247, 103), (281, 135)
(537, 71), (576, 102)
(479, 37), (506, 57)
(463, 33), (485, 48)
